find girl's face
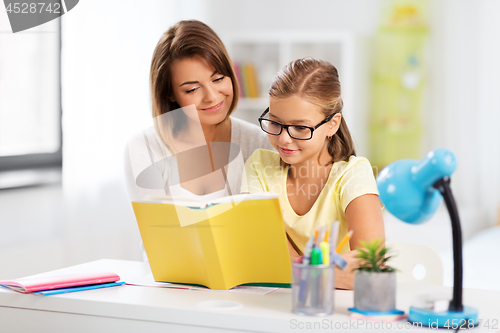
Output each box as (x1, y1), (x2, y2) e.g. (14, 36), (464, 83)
(268, 96), (341, 167)
(170, 56), (233, 126)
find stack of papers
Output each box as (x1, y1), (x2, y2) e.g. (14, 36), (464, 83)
(0, 272), (124, 296)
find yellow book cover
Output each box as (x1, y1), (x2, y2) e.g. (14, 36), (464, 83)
(132, 193), (292, 290)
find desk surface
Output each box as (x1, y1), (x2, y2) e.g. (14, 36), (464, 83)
(1, 259), (499, 333)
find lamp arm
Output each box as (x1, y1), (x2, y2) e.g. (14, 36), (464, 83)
(433, 176), (463, 312)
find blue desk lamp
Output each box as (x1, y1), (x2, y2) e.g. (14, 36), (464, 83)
(377, 148), (478, 328)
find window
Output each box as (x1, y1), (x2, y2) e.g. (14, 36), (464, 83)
(0, 16), (61, 186)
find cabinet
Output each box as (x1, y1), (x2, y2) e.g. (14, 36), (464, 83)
(222, 31), (368, 154)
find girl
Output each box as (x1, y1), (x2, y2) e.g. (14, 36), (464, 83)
(242, 58), (385, 289)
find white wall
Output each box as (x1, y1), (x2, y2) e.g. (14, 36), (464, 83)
(426, 0), (500, 230)
(204, 0), (380, 34)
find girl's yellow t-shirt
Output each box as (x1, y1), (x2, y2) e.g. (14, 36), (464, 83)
(241, 149), (379, 254)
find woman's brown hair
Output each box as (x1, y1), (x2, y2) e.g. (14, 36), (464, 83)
(269, 57), (356, 166)
(149, 20), (239, 139)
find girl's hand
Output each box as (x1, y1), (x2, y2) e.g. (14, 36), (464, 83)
(286, 241), (361, 289)
(338, 193), (385, 289)
(334, 249), (361, 290)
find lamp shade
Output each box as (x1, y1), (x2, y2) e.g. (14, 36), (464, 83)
(376, 148), (457, 224)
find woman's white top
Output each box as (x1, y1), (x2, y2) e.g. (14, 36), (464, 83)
(124, 117), (274, 202)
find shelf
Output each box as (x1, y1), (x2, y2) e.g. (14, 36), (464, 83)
(223, 31), (355, 110)
(222, 31), (369, 154)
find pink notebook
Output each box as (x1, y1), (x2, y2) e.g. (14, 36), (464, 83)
(0, 272), (120, 293)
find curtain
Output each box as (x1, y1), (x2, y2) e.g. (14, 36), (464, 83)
(61, 0), (178, 263)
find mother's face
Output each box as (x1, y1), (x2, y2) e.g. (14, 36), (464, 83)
(169, 56), (233, 126)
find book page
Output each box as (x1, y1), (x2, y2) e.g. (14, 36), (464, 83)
(143, 195), (208, 208)
(143, 192), (278, 208)
(127, 273), (279, 295)
(210, 192), (278, 205)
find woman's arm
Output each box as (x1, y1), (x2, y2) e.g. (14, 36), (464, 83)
(124, 132), (169, 201)
(335, 194), (385, 290)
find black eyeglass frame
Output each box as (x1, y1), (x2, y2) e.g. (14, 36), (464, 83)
(258, 107), (335, 140)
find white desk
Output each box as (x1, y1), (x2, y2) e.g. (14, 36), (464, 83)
(0, 259), (498, 333)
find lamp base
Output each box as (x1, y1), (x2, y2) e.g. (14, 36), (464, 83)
(408, 306), (479, 329)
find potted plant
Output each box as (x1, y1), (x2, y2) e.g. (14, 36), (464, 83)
(354, 239), (396, 312)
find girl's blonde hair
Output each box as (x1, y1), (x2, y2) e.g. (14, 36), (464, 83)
(269, 58), (356, 166)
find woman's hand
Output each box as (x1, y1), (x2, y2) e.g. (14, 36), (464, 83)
(334, 249), (361, 290)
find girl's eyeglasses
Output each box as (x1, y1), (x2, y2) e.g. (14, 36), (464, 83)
(258, 107), (335, 140)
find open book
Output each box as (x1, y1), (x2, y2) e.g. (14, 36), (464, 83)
(132, 192), (292, 290)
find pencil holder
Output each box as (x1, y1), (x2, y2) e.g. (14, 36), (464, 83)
(291, 263), (335, 316)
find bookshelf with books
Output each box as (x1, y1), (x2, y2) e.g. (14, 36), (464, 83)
(222, 32), (367, 155)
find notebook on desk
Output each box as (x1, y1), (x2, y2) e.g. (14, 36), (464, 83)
(0, 272), (121, 293)
(131, 193), (292, 290)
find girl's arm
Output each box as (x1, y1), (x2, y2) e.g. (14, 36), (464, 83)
(335, 193), (385, 290)
(345, 194), (385, 249)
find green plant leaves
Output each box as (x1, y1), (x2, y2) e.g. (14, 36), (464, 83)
(355, 238), (396, 273)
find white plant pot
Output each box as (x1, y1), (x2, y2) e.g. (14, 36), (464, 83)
(354, 271), (396, 312)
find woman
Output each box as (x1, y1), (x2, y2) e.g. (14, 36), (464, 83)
(125, 20), (273, 203)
